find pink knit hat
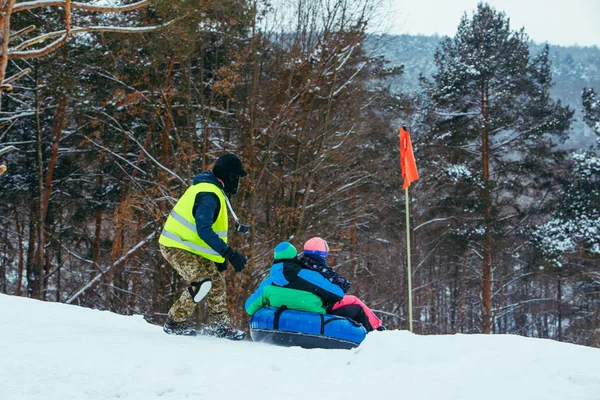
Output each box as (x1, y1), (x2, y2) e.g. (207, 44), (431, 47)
(303, 237), (329, 259)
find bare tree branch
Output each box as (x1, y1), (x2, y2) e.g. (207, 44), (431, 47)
(9, 24), (35, 41)
(2, 0), (189, 87)
(12, 20), (179, 55)
(88, 138), (147, 175)
(3, 67), (30, 83)
(13, 0), (150, 13)
(8, 34), (67, 59)
(65, 232), (157, 304)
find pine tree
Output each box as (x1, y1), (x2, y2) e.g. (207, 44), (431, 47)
(582, 87), (600, 136)
(419, 2), (573, 333)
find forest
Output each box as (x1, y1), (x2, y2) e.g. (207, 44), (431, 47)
(0, 0), (598, 347)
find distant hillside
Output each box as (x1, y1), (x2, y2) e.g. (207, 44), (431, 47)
(367, 34), (600, 149)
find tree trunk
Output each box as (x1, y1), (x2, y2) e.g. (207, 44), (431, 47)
(42, 92), (67, 219)
(93, 175), (104, 268)
(56, 228), (62, 302)
(15, 211), (25, 296)
(161, 56), (175, 172)
(199, 43), (208, 169)
(34, 66), (44, 299)
(350, 188), (358, 275)
(557, 272), (563, 342)
(457, 249), (467, 333)
(0, 236), (5, 292)
(25, 205), (36, 297)
(481, 83), (493, 334)
(41, 91), (67, 299)
(0, 1), (17, 87)
(593, 305), (599, 348)
(246, 0), (259, 272)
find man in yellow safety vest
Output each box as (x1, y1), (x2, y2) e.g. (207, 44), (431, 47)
(159, 153), (248, 340)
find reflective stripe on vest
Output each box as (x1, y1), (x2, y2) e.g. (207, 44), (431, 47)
(158, 181), (228, 262)
(160, 230), (221, 256)
(168, 210), (227, 238)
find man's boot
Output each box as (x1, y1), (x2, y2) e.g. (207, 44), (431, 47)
(198, 323), (246, 341)
(163, 317), (197, 336)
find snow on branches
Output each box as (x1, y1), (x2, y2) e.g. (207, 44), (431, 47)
(533, 152), (600, 266)
(0, 0), (179, 91)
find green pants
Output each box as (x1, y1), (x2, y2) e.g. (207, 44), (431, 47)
(160, 244), (229, 325)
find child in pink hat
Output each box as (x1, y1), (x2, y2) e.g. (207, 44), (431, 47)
(302, 237), (350, 292)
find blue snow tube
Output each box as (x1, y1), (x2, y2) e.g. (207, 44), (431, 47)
(249, 306), (367, 349)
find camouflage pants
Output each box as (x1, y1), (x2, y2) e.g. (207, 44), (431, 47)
(160, 244), (230, 325)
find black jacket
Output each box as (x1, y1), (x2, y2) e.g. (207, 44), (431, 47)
(270, 257), (344, 307)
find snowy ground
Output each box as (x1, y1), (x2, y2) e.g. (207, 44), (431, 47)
(1, 294), (599, 400)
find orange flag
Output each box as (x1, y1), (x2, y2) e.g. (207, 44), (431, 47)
(399, 127), (419, 189)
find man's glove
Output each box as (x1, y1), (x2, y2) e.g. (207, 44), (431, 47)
(222, 246), (247, 273)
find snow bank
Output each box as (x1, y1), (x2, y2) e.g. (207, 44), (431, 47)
(1, 293), (599, 400)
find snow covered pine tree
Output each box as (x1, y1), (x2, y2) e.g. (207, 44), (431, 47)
(419, 3), (573, 334)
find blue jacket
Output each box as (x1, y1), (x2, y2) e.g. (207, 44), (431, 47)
(245, 257), (344, 312)
(191, 171), (228, 256)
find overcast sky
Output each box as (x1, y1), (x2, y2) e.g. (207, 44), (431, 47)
(374, 0), (600, 47)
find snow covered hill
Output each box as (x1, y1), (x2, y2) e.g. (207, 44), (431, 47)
(1, 294), (599, 400)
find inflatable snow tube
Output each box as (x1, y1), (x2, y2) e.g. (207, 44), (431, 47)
(249, 306), (367, 350)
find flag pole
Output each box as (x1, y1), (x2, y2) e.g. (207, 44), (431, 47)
(399, 126), (418, 333)
(405, 186), (413, 333)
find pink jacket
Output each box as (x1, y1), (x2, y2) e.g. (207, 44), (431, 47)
(332, 295), (382, 330)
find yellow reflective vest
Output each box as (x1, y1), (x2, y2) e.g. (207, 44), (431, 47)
(158, 182), (228, 262)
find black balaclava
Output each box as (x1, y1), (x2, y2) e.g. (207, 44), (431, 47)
(223, 173), (240, 195)
(212, 154), (247, 195)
